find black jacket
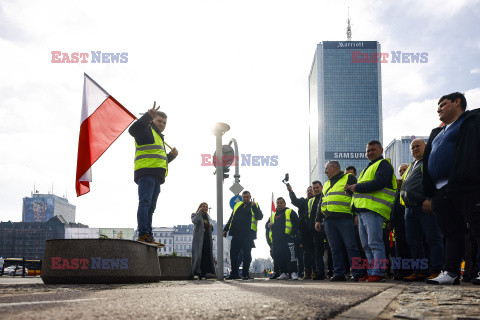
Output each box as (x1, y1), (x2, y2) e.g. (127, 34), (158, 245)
(289, 191), (311, 233)
(400, 159), (425, 207)
(224, 202), (263, 239)
(128, 113), (176, 184)
(423, 108), (480, 198)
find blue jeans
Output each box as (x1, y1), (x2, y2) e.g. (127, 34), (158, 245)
(358, 211), (386, 276)
(405, 206), (445, 273)
(137, 175), (161, 237)
(324, 217), (362, 277)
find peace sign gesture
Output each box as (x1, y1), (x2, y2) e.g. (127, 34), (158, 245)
(148, 101), (160, 118)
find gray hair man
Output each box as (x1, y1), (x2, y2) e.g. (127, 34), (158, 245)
(401, 139), (444, 282)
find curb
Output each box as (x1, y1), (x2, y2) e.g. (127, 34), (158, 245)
(334, 284), (407, 319)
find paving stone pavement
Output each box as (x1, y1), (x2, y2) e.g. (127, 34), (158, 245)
(378, 282), (480, 320)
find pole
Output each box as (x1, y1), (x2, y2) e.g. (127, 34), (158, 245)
(215, 133), (224, 281)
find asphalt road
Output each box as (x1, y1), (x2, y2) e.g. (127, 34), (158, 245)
(0, 277), (392, 320)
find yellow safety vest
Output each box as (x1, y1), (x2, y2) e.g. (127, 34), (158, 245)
(321, 173), (353, 215)
(268, 209), (292, 242)
(353, 159), (397, 220)
(229, 201), (258, 232)
(308, 198), (315, 219)
(134, 126), (168, 176)
(399, 163), (412, 206)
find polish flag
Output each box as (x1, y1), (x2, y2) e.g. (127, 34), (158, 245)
(76, 73), (136, 196)
(271, 193), (276, 213)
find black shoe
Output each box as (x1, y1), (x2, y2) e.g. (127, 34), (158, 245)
(330, 275), (346, 282)
(242, 276), (249, 280)
(269, 273), (278, 280)
(312, 273), (325, 280)
(225, 274), (241, 280)
(350, 274), (362, 282)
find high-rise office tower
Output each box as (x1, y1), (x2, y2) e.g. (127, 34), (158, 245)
(309, 41), (383, 183)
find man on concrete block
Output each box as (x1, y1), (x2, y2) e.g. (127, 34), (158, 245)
(129, 102), (178, 245)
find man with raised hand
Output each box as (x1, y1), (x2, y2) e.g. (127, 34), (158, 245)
(129, 102), (178, 246)
(224, 190), (263, 280)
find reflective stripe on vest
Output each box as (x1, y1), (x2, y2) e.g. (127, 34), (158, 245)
(353, 159), (397, 220)
(134, 126), (168, 176)
(269, 209), (292, 242)
(321, 174), (353, 215)
(399, 163), (413, 206)
(229, 201), (258, 232)
(308, 198), (315, 219)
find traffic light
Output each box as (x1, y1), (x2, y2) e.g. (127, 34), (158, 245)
(223, 166), (230, 179)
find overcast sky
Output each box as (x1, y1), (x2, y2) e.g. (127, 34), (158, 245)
(1, 0), (479, 259)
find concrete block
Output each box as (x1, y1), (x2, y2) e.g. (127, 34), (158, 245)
(41, 239), (161, 284)
(158, 256), (192, 280)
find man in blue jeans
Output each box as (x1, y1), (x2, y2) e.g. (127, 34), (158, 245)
(128, 102), (178, 244)
(345, 140), (397, 282)
(316, 161), (362, 282)
(401, 138), (444, 281)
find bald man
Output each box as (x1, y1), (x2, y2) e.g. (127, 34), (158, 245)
(401, 138), (444, 282)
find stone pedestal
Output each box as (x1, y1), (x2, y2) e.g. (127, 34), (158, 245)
(158, 256), (192, 280)
(41, 239), (161, 284)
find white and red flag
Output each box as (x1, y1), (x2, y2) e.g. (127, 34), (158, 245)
(76, 73), (136, 196)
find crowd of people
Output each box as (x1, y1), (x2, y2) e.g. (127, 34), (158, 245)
(129, 92), (479, 286)
(222, 92), (480, 285)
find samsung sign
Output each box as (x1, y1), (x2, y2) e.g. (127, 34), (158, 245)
(326, 152), (366, 160)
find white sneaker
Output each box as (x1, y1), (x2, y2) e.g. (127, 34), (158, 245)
(277, 273), (289, 280)
(425, 271), (460, 285)
(291, 272), (299, 280)
(471, 272), (480, 285)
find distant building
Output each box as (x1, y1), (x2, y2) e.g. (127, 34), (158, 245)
(0, 216), (87, 259)
(309, 41), (383, 183)
(152, 227), (174, 255)
(384, 136), (429, 178)
(22, 193), (76, 223)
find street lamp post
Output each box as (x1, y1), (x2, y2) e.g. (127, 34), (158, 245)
(212, 122), (230, 281)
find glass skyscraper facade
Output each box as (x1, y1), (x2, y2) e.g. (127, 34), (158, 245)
(309, 41), (383, 183)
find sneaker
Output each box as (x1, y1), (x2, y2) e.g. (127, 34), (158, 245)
(137, 234), (164, 247)
(193, 275), (200, 280)
(330, 275), (346, 282)
(277, 273), (289, 280)
(358, 274), (370, 282)
(291, 272), (299, 280)
(403, 273), (427, 282)
(367, 275), (386, 282)
(427, 272), (441, 280)
(350, 274), (362, 282)
(425, 271), (460, 285)
(225, 274), (241, 280)
(470, 272), (480, 285)
(269, 273), (278, 280)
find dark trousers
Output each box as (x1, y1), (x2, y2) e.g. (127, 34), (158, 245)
(313, 230), (326, 276)
(269, 247), (280, 276)
(393, 213), (411, 277)
(230, 236), (253, 277)
(303, 230), (316, 271)
(432, 187), (480, 276)
(272, 241), (297, 274)
(296, 242), (305, 276)
(405, 206), (445, 273)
